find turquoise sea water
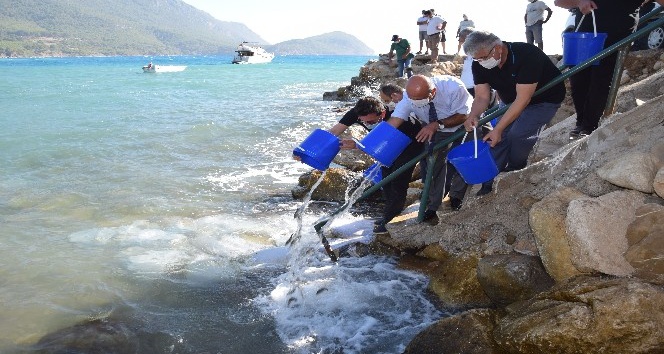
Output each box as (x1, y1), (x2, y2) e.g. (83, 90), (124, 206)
(0, 55), (443, 353)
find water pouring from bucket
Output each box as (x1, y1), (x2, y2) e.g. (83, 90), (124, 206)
(562, 10), (607, 66)
(448, 128), (499, 185)
(293, 129), (341, 171)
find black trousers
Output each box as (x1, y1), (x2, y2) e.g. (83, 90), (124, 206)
(570, 51), (618, 132)
(380, 140), (424, 223)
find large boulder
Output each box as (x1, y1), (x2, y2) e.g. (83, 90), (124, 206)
(596, 151), (661, 193)
(494, 276), (664, 354)
(625, 203), (664, 285)
(566, 190), (644, 276)
(529, 187), (586, 282)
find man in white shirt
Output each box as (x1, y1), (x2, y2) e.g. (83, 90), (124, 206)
(387, 74), (472, 218)
(525, 0), (553, 50)
(425, 10), (447, 63)
(416, 10), (430, 55)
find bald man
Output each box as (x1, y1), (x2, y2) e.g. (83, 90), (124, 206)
(387, 74), (472, 220)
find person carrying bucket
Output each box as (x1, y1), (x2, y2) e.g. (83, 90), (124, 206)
(554, 0), (664, 139)
(386, 74), (472, 220)
(323, 96), (424, 235)
(462, 30), (565, 196)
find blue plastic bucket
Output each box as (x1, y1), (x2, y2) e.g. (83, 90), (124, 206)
(447, 140), (498, 184)
(293, 129), (340, 170)
(363, 162), (382, 184)
(356, 122), (411, 167)
(562, 32), (607, 66)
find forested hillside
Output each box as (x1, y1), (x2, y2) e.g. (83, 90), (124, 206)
(0, 0), (265, 57)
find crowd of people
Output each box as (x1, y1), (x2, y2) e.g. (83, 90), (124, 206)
(297, 0), (664, 235)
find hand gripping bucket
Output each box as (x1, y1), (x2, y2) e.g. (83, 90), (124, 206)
(293, 129), (340, 170)
(562, 11), (607, 66)
(356, 122), (411, 167)
(447, 129), (499, 185)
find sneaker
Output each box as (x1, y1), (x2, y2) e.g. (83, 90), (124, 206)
(422, 210), (439, 225)
(569, 126), (583, 140)
(373, 223), (388, 235)
(416, 51), (422, 54)
(424, 51), (430, 55)
(450, 197), (463, 211)
(476, 182), (493, 196)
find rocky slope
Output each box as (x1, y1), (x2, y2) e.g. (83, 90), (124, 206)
(300, 49), (664, 353)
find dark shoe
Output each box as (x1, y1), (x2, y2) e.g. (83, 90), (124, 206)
(373, 223), (388, 235)
(450, 197), (463, 211)
(476, 182), (493, 196)
(569, 126), (583, 140)
(422, 210), (439, 225)
(416, 51), (422, 54)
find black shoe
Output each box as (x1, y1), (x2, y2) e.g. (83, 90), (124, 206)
(569, 126), (583, 140)
(450, 197), (462, 211)
(422, 210), (439, 225)
(476, 182), (493, 196)
(373, 223), (388, 235)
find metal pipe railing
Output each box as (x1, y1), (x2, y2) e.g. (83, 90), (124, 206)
(313, 11), (664, 233)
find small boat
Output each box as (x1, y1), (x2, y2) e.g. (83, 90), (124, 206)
(231, 42), (274, 64)
(142, 63), (187, 73)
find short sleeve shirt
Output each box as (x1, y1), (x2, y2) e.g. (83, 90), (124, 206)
(525, 1), (549, 26)
(391, 75), (471, 132)
(471, 42), (565, 105)
(427, 16), (446, 35)
(417, 16), (429, 31)
(390, 39), (411, 59)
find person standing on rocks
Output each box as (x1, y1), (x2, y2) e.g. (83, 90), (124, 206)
(327, 96), (424, 235)
(425, 10), (447, 63)
(525, 0), (553, 50)
(553, 0), (664, 139)
(462, 30), (565, 196)
(386, 74), (472, 218)
(388, 34), (414, 78)
(416, 10), (430, 55)
(456, 14), (475, 54)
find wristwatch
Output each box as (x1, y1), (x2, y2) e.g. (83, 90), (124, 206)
(437, 119), (445, 127)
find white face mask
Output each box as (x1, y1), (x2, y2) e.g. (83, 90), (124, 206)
(365, 122), (380, 130)
(410, 98), (430, 109)
(479, 56), (500, 69)
(385, 101), (396, 110)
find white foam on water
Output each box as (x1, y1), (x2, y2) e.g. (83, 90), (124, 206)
(254, 252), (443, 354)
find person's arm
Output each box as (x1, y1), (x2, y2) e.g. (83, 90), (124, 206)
(524, 12), (528, 25)
(402, 45), (411, 59)
(482, 83), (537, 147)
(464, 83), (492, 131)
(544, 6), (553, 22)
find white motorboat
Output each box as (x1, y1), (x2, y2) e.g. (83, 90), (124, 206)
(142, 64), (187, 73)
(231, 42), (274, 64)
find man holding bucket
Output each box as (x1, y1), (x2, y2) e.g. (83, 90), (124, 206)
(326, 96), (424, 235)
(554, 0), (664, 139)
(387, 74), (472, 220)
(462, 30), (565, 196)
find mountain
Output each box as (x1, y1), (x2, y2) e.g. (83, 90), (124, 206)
(0, 0), (373, 57)
(267, 32), (374, 56)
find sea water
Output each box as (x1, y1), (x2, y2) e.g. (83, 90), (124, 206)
(0, 55), (444, 353)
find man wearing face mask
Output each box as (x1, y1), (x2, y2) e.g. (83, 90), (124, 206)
(387, 74), (472, 221)
(328, 96), (424, 235)
(462, 30), (565, 196)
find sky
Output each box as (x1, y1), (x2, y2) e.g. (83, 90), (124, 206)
(182, 0), (574, 56)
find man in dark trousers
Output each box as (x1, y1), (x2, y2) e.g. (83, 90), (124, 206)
(554, 0), (664, 139)
(462, 30), (566, 195)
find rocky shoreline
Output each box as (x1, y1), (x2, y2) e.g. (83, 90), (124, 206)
(299, 50), (664, 353)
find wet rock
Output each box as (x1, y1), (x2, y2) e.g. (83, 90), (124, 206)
(291, 168), (356, 202)
(403, 309), (501, 354)
(476, 254), (555, 307)
(597, 151), (660, 193)
(529, 187), (586, 282)
(426, 253), (492, 309)
(566, 190), (644, 276)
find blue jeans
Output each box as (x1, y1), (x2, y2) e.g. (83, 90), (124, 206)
(397, 57), (413, 78)
(491, 102), (560, 172)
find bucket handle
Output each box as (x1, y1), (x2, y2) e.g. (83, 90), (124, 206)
(352, 138), (365, 149)
(295, 146), (305, 152)
(460, 127), (479, 159)
(574, 10), (598, 37)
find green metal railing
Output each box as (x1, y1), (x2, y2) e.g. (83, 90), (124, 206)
(314, 8), (664, 233)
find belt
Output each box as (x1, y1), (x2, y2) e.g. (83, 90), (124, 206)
(428, 32), (441, 36)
